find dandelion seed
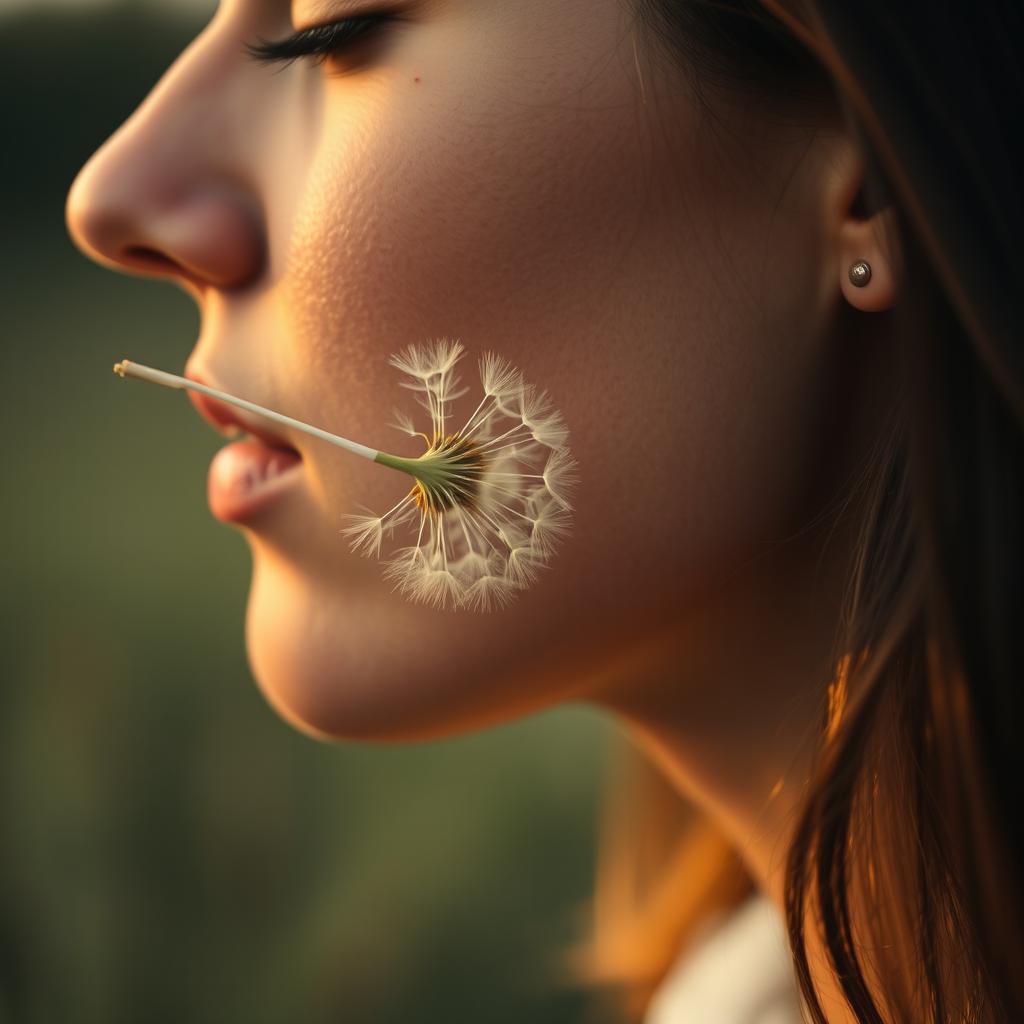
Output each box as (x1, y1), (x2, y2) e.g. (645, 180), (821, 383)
(541, 448), (580, 510)
(464, 572), (516, 612)
(506, 544), (541, 587)
(479, 351), (524, 401)
(520, 383), (570, 449)
(527, 497), (574, 557)
(339, 494), (418, 558)
(388, 407), (425, 441)
(341, 512), (386, 558)
(112, 338), (579, 612)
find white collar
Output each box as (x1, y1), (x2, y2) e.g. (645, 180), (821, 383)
(644, 892), (806, 1024)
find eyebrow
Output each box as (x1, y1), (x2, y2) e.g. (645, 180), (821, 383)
(294, 0), (368, 20)
(293, 0), (441, 28)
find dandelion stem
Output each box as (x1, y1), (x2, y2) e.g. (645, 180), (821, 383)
(112, 358), (424, 480)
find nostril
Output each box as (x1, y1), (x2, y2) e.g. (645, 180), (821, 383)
(120, 246), (206, 299)
(122, 245), (177, 271)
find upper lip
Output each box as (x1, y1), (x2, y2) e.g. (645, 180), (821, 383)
(184, 372), (302, 455)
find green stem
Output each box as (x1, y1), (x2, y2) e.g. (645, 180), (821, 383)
(373, 451), (425, 477)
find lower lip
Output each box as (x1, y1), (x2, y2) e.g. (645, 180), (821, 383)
(207, 439), (304, 523)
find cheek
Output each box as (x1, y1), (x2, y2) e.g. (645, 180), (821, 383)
(250, 45), (836, 739)
(275, 72), (686, 571)
(278, 62), (657, 427)
(277, 81), (815, 591)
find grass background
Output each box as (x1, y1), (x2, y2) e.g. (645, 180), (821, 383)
(0, 4), (623, 1020)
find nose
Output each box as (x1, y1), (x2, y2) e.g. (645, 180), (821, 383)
(64, 19), (267, 298)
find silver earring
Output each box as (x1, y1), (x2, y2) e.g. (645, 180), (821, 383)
(848, 260), (872, 287)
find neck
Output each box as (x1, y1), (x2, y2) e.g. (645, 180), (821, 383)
(580, 320), (895, 1023)
(587, 499), (859, 913)
(586, 312), (893, 913)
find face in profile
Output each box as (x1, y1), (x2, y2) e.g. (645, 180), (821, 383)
(66, 0), (853, 742)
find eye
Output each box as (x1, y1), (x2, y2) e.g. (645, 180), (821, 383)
(242, 15), (395, 71)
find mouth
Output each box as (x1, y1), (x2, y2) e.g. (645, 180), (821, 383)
(184, 372), (304, 459)
(184, 372), (307, 524)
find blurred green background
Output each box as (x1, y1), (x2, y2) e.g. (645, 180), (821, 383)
(0, 3), (620, 1020)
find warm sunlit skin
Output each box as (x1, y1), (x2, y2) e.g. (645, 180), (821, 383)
(65, 0), (898, 987)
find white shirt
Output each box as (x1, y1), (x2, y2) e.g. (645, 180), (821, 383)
(644, 892), (806, 1024)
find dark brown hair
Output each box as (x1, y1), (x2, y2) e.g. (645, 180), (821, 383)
(565, 1), (1024, 1021)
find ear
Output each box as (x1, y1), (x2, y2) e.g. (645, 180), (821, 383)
(824, 135), (901, 313)
(838, 202), (900, 312)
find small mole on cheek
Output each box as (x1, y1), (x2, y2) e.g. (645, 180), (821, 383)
(414, 76), (421, 83)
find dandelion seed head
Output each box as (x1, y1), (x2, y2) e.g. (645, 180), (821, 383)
(345, 337), (579, 612)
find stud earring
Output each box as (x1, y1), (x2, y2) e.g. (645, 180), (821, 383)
(848, 260), (872, 287)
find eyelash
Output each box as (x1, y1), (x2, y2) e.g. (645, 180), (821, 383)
(242, 15), (394, 70)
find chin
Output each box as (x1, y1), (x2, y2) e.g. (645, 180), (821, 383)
(239, 545), (537, 745)
(241, 552), (398, 742)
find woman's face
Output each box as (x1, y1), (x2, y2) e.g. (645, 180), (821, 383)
(66, 0), (850, 740)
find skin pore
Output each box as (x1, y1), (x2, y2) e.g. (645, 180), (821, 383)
(65, 0), (897, 1014)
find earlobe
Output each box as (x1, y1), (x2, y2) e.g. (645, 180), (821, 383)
(838, 206), (900, 313)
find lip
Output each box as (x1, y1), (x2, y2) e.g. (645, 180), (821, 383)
(184, 371), (303, 455)
(184, 370), (306, 524)
(206, 438), (304, 524)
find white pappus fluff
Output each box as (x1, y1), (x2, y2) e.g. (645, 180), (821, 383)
(339, 338), (579, 612)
